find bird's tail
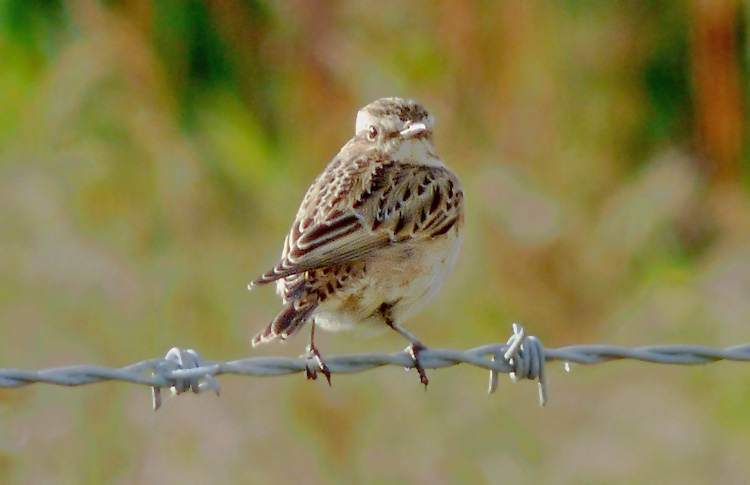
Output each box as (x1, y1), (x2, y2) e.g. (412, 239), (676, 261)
(247, 267), (283, 290)
(251, 295), (318, 346)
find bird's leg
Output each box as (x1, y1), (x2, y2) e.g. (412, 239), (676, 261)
(305, 321), (331, 385)
(385, 319), (429, 389)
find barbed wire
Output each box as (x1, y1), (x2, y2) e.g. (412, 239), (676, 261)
(2, 324), (749, 410)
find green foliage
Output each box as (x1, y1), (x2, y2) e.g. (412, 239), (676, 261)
(0, 0), (68, 55)
(640, 8), (692, 152)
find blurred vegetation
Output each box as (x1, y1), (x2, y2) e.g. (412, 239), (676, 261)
(1, 1), (749, 483)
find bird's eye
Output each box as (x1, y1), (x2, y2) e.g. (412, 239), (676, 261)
(367, 125), (378, 141)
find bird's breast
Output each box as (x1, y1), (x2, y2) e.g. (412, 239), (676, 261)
(313, 222), (463, 331)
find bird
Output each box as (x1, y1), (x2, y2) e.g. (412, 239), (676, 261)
(248, 97), (464, 387)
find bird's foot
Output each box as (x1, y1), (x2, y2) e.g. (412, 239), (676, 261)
(304, 343), (331, 386)
(405, 342), (429, 389)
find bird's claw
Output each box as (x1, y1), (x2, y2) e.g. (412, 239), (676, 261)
(305, 344), (331, 385)
(406, 342), (429, 389)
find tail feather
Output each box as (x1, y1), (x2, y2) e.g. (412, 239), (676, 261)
(251, 296), (318, 346)
(247, 268), (282, 290)
(247, 263), (301, 290)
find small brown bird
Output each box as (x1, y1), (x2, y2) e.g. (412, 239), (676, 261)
(248, 97), (464, 386)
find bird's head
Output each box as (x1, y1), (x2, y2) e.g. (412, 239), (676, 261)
(355, 97), (435, 148)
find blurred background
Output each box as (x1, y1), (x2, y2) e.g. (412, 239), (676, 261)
(1, 0), (749, 483)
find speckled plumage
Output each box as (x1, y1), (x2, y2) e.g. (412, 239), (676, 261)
(248, 98), (464, 361)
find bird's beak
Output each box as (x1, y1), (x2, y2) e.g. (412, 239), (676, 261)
(400, 122), (429, 139)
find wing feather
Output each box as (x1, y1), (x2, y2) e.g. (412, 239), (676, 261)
(249, 143), (464, 289)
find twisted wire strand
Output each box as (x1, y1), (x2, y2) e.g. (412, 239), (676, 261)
(1, 324), (749, 410)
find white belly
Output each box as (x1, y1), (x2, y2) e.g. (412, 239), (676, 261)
(313, 229), (463, 332)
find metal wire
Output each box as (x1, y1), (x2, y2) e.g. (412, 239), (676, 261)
(2, 324), (749, 410)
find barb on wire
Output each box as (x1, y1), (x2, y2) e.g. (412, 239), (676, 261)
(151, 348), (221, 411)
(2, 324), (750, 411)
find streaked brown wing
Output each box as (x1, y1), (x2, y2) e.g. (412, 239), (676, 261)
(248, 214), (390, 287)
(249, 146), (463, 288)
